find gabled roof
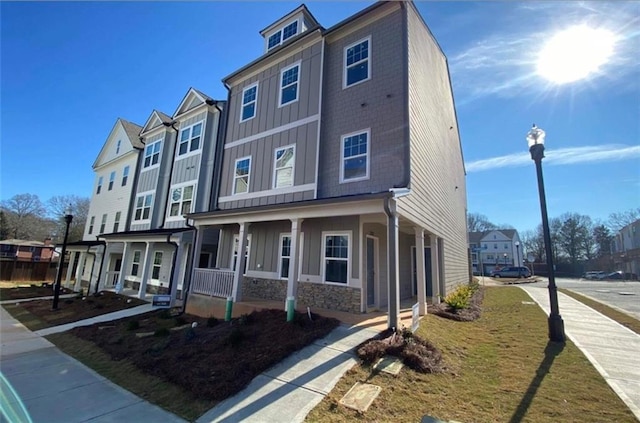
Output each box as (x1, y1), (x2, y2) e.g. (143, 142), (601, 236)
(0, 239), (54, 247)
(469, 229), (518, 244)
(173, 87), (220, 119)
(140, 109), (173, 136)
(93, 118), (143, 168)
(259, 4), (320, 36)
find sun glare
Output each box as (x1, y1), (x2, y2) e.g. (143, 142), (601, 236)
(537, 25), (616, 84)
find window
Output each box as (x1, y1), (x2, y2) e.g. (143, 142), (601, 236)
(344, 37), (370, 88)
(233, 157), (251, 195)
(494, 244), (498, 249)
(100, 214), (107, 233)
(88, 216), (95, 234)
(152, 252), (163, 279)
(113, 211), (121, 232)
(169, 185), (195, 217)
(131, 251), (141, 276)
(116, 140), (121, 154)
(324, 234), (349, 284)
(96, 176), (103, 194)
(273, 146), (295, 188)
(341, 130), (369, 182)
(279, 235), (291, 279)
(279, 63), (299, 106)
(134, 193), (153, 221)
(178, 122), (202, 156)
(232, 235), (251, 274)
(241, 84), (258, 122)
(267, 31), (281, 50)
(122, 166), (129, 186)
(108, 171), (115, 191)
(487, 254), (494, 260)
(144, 140), (162, 168)
(504, 243), (508, 249)
(267, 20), (298, 51)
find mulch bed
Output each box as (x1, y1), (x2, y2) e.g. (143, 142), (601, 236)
(0, 283), (73, 301)
(15, 291), (147, 327)
(429, 288), (484, 322)
(70, 308), (340, 401)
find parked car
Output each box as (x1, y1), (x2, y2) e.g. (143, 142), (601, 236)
(582, 271), (607, 280)
(604, 271), (624, 280)
(491, 266), (531, 278)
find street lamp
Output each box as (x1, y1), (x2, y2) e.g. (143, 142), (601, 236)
(52, 205), (73, 310)
(503, 253), (508, 266)
(527, 124), (565, 342)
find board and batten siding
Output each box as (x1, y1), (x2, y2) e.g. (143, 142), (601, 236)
(398, 5), (468, 293)
(318, 4), (407, 199)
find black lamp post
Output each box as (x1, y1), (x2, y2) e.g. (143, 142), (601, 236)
(53, 205), (73, 310)
(515, 242), (520, 266)
(503, 253), (508, 266)
(527, 124), (565, 342)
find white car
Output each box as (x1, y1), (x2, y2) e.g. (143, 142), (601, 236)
(583, 271), (606, 280)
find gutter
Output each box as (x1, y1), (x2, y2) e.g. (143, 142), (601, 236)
(126, 138), (145, 232)
(210, 91), (230, 211)
(165, 233), (179, 304)
(177, 218), (198, 315)
(160, 121), (180, 228)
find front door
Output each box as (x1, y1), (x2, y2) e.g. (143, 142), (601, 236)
(366, 237), (376, 307)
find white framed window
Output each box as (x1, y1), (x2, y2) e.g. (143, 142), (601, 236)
(100, 214), (107, 233)
(282, 21), (298, 41)
(134, 192), (153, 221)
(273, 145), (295, 189)
(168, 183), (195, 218)
(267, 19), (299, 51)
(323, 232), (350, 284)
(143, 140), (162, 168)
(267, 31), (282, 50)
(113, 211), (121, 232)
(108, 171), (116, 191)
(96, 176), (103, 194)
(88, 216), (95, 234)
(152, 251), (163, 279)
(122, 166), (129, 186)
(233, 157), (251, 195)
(116, 140), (121, 154)
(340, 129), (370, 183)
(279, 234), (291, 279)
(232, 234), (252, 274)
(279, 63), (300, 107)
(240, 84), (258, 122)
(131, 250), (141, 276)
(178, 122), (203, 156)
(344, 36), (370, 88)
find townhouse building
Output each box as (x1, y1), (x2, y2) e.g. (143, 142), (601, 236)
(469, 229), (523, 275)
(612, 219), (640, 278)
(187, 1), (469, 328)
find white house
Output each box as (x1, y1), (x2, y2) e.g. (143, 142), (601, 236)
(469, 229), (523, 275)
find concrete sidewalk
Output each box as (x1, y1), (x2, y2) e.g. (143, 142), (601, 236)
(0, 305), (185, 423)
(520, 286), (640, 420)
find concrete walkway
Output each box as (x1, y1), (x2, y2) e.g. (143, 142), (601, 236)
(520, 286), (640, 420)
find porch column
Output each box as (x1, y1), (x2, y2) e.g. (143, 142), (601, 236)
(387, 212), (401, 329)
(138, 242), (153, 300)
(169, 239), (185, 307)
(64, 251), (76, 288)
(115, 242), (130, 294)
(430, 235), (440, 303)
(231, 222), (250, 302)
(414, 227), (427, 316)
(73, 251), (87, 293)
(286, 218), (304, 306)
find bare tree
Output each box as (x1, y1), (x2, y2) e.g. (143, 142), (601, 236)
(47, 195), (90, 242)
(467, 212), (497, 233)
(0, 194), (47, 239)
(608, 208), (640, 232)
(521, 228), (545, 262)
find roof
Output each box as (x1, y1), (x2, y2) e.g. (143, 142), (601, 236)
(119, 118), (144, 149)
(99, 227), (192, 238)
(0, 239), (54, 247)
(469, 229), (518, 243)
(155, 110), (173, 124)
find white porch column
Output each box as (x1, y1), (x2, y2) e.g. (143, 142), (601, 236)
(169, 239), (185, 307)
(231, 222), (250, 302)
(115, 242), (130, 294)
(64, 251), (76, 288)
(387, 212), (400, 329)
(430, 235), (440, 304)
(286, 218), (304, 305)
(138, 242), (153, 300)
(414, 227), (427, 316)
(73, 251), (87, 293)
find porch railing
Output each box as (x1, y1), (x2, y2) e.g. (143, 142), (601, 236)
(191, 268), (234, 298)
(105, 271), (120, 288)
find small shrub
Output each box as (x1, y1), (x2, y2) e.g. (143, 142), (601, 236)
(226, 328), (245, 347)
(444, 285), (472, 311)
(154, 327), (171, 337)
(207, 317), (219, 327)
(126, 320), (140, 331)
(174, 316), (187, 327)
(469, 279), (480, 293)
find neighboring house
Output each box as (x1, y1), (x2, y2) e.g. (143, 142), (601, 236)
(612, 219), (640, 278)
(187, 2), (468, 328)
(469, 229), (523, 275)
(0, 239), (56, 281)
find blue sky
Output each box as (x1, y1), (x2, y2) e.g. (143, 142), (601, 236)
(1, 1), (638, 233)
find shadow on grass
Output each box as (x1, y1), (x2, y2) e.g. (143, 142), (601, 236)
(508, 341), (565, 423)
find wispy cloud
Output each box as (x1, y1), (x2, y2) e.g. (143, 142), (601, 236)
(466, 144), (640, 173)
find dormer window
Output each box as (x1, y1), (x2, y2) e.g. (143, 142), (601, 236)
(116, 140), (121, 154)
(268, 32), (282, 50)
(267, 20), (299, 51)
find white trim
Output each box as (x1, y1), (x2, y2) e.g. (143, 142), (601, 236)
(232, 156), (252, 195)
(343, 36), (371, 89)
(245, 270), (279, 280)
(240, 83), (259, 123)
(265, 18), (300, 52)
(340, 128), (371, 183)
(314, 39), (325, 200)
(273, 144), (296, 189)
(108, 171), (116, 191)
(176, 120), (204, 158)
(321, 231), (352, 285)
(231, 233), (252, 273)
(96, 176), (103, 194)
(278, 61), (301, 108)
(225, 114), (319, 150)
(277, 233), (291, 280)
(142, 139), (163, 171)
(166, 180), (198, 222)
(219, 183), (315, 203)
(173, 88), (207, 118)
(133, 190), (155, 223)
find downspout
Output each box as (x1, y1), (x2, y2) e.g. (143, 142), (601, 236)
(93, 239), (107, 295)
(126, 140), (144, 232)
(210, 89), (230, 211)
(165, 232), (179, 302)
(160, 121), (180, 228)
(85, 245), (96, 296)
(178, 218), (198, 315)
(400, 1), (411, 190)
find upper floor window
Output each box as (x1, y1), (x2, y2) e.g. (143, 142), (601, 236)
(100, 214), (107, 233)
(144, 140), (162, 168)
(504, 243), (508, 249)
(233, 157), (251, 195)
(279, 63), (299, 106)
(113, 211), (121, 232)
(108, 171), (116, 191)
(241, 84), (258, 122)
(274, 145), (295, 188)
(122, 166), (130, 186)
(267, 20), (299, 51)
(344, 37), (370, 88)
(178, 122), (202, 156)
(268, 31), (282, 50)
(169, 184), (195, 217)
(340, 130), (369, 183)
(134, 193), (153, 221)
(88, 216), (95, 234)
(96, 176), (103, 194)
(116, 140), (121, 154)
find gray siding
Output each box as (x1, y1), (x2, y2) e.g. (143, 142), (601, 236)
(217, 226), (235, 269)
(318, 5), (407, 198)
(300, 216), (359, 279)
(398, 4), (468, 292)
(247, 221), (291, 273)
(362, 222), (388, 307)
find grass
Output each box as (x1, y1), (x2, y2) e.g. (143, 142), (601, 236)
(559, 288), (640, 335)
(306, 287), (637, 423)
